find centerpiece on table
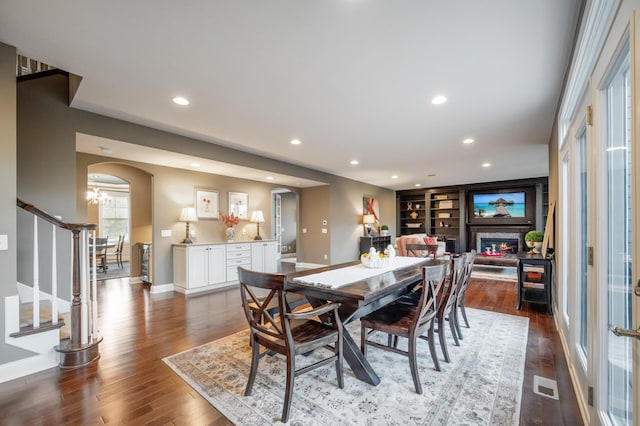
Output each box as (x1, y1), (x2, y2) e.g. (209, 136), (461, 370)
(219, 211), (240, 242)
(361, 247), (391, 268)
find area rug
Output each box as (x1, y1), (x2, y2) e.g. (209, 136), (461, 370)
(471, 265), (518, 282)
(163, 308), (528, 425)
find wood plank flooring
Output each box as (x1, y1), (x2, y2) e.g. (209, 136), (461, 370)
(0, 273), (583, 425)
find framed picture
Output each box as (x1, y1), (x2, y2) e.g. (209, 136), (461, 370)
(229, 192), (248, 219)
(195, 188), (219, 219)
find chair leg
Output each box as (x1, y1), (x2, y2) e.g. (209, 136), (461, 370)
(244, 336), (260, 396)
(282, 353), (295, 423)
(449, 313), (460, 346)
(454, 308), (464, 340)
(427, 323), (440, 372)
(460, 303), (470, 328)
(335, 333), (344, 389)
(408, 336), (422, 394)
(437, 320), (450, 363)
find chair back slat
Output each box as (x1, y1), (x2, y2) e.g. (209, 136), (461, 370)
(405, 243), (438, 258)
(414, 263), (447, 331)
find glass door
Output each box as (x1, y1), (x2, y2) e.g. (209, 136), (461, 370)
(590, 9), (639, 424)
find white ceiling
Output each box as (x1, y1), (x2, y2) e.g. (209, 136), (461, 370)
(0, 1), (582, 190)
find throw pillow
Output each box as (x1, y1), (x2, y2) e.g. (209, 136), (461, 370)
(424, 236), (438, 245)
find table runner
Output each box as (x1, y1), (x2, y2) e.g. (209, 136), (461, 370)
(292, 256), (426, 289)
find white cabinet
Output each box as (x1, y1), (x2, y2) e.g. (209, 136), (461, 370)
(173, 240), (279, 295)
(251, 240), (278, 273)
(226, 243), (252, 282)
(173, 244), (226, 294)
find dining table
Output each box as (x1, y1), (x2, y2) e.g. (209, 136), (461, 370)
(286, 256), (438, 386)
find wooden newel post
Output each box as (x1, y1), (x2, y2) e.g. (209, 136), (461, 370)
(70, 228), (82, 344)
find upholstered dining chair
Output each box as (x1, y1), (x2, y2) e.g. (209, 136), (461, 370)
(89, 237), (108, 272)
(360, 263), (447, 394)
(238, 267), (344, 423)
(106, 235), (124, 268)
(453, 250), (476, 340)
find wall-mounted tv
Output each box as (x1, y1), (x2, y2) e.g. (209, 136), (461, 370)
(467, 188), (535, 225)
(472, 192), (525, 218)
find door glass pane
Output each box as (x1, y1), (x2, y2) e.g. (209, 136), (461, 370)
(603, 50), (632, 426)
(562, 154), (570, 318)
(577, 127), (588, 353)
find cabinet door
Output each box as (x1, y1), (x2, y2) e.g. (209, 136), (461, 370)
(208, 245), (226, 284)
(188, 246), (210, 288)
(251, 242), (278, 272)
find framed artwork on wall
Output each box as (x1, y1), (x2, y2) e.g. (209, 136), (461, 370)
(229, 192), (248, 219)
(195, 188), (219, 219)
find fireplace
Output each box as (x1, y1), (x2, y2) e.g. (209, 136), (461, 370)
(478, 235), (519, 254)
(468, 225), (532, 254)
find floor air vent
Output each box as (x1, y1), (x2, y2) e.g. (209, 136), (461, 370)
(533, 375), (559, 400)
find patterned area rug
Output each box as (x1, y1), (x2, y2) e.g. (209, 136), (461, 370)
(163, 308), (528, 425)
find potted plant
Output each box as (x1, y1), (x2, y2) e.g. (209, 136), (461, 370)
(380, 225), (389, 236)
(524, 230), (544, 253)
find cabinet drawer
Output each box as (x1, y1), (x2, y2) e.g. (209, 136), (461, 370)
(226, 243), (251, 258)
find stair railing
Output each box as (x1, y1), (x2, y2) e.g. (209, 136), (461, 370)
(17, 199), (102, 367)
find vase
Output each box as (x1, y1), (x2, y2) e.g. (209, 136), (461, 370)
(226, 227), (235, 242)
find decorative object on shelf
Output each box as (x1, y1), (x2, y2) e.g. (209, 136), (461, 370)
(195, 187), (219, 219)
(361, 247), (390, 268)
(409, 211), (419, 219)
(250, 210), (265, 240)
(415, 204), (420, 209)
(228, 192), (248, 219)
(437, 212), (451, 218)
(179, 207), (198, 244)
(380, 224), (389, 236)
(434, 194), (448, 200)
(363, 214), (376, 236)
(406, 201), (413, 210)
(86, 187), (110, 204)
(438, 200), (453, 209)
(219, 211), (240, 242)
(407, 223), (422, 228)
(524, 230), (544, 254)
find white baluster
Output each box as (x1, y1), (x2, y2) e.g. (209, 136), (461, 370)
(80, 230), (89, 345)
(51, 224), (58, 324)
(33, 215), (40, 328)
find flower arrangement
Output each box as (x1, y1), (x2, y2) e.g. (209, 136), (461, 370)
(219, 211), (239, 228)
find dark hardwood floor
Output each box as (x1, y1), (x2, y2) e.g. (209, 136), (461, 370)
(0, 272), (583, 425)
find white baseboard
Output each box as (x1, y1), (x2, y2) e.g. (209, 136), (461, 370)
(150, 283), (174, 294)
(554, 309), (589, 425)
(0, 350), (59, 384)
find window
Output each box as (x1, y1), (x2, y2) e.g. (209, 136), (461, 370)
(100, 191), (129, 241)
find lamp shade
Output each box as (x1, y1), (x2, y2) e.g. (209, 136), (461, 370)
(250, 210), (265, 223)
(362, 214), (376, 224)
(179, 207), (198, 222)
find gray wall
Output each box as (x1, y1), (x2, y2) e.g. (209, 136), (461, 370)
(0, 43), (33, 363)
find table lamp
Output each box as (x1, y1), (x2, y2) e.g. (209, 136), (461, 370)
(179, 207), (198, 243)
(363, 214), (375, 236)
(251, 210), (265, 240)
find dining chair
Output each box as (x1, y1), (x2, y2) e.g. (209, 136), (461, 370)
(89, 237), (108, 272)
(360, 263), (447, 394)
(107, 235), (124, 268)
(405, 243), (439, 259)
(238, 267), (344, 423)
(453, 250), (476, 340)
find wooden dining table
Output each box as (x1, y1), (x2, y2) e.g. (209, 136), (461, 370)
(286, 256), (437, 386)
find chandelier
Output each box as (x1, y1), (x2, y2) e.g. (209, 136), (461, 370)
(86, 187), (110, 204)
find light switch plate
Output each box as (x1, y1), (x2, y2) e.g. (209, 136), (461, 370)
(321, 228), (327, 234)
(161, 230), (172, 237)
(0, 235), (8, 251)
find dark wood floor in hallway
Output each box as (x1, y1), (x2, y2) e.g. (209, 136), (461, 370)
(0, 274), (583, 425)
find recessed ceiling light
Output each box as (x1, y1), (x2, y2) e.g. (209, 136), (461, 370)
(431, 95), (447, 105)
(190, 162), (200, 168)
(266, 176), (275, 180)
(482, 163), (492, 168)
(391, 175), (398, 179)
(290, 139), (301, 145)
(414, 184), (422, 187)
(350, 160), (359, 165)
(172, 96), (190, 106)
(463, 138), (475, 144)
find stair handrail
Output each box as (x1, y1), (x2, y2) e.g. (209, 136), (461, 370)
(16, 198), (102, 368)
